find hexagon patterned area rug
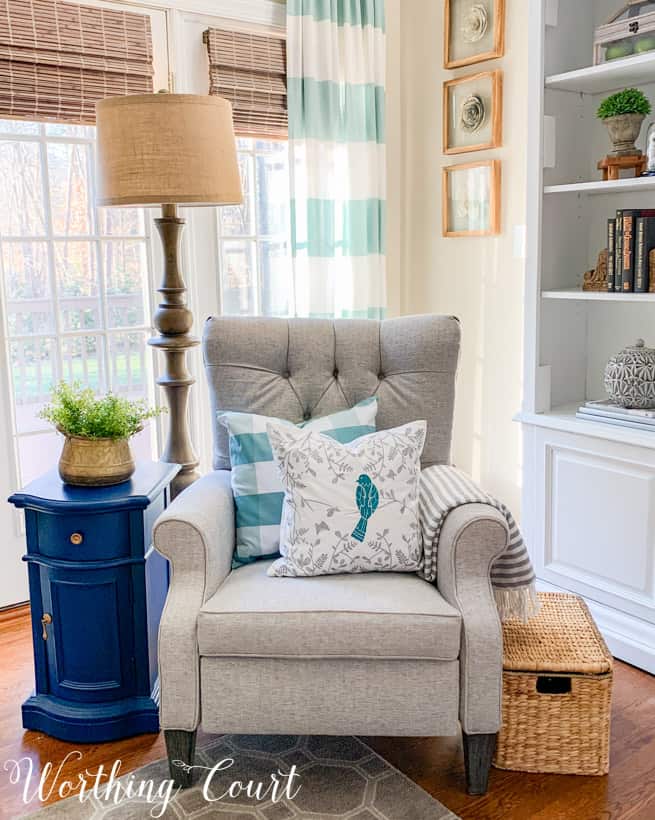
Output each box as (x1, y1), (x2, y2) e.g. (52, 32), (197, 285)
(20, 735), (459, 819)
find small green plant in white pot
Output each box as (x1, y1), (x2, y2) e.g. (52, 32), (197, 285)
(39, 382), (165, 487)
(597, 87), (652, 156)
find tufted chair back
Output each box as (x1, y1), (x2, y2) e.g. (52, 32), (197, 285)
(203, 315), (461, 470)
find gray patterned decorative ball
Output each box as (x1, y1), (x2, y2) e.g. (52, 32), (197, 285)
(604, 339), (655, 409)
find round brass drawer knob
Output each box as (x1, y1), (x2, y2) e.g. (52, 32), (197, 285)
(70, 532), (83, 546)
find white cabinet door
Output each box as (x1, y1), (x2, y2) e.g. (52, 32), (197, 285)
(529, 425), (655, 671)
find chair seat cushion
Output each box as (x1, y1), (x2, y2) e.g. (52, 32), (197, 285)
(197, 560), (462, 661)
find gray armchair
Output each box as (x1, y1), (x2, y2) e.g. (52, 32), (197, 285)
(153, 315), (508, 795)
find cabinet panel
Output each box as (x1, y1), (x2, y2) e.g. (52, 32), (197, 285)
(548, 447), (655, 595)
(535, 427), (655, 624)
(40, 565), (135, 703)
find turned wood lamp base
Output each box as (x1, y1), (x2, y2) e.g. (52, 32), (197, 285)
(148, 203), (200, 499)
(94, 94), (243, 501)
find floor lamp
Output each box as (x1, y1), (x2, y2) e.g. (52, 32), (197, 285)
(95, 94), (242, 499)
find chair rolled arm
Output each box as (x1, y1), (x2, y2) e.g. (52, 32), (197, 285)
(154, 469), (235, 599)
(436, 503), (509, 735)
(154, 470), (235, 731)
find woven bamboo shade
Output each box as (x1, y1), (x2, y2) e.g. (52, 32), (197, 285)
(0, 0), (154, 124)
(204, 27), (287, 139)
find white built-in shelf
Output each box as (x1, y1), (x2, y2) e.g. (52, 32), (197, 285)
(544, 177), (655, 196)
(542, 288), (655, 302)
(546, 52), (655, 95)
(516, 403), (655, 450)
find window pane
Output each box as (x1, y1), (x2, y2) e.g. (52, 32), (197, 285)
(99, 208), (146, 237)
(237, 138), (253, 150)
(45, 123), (94, 139)
(130, 424), (157, 464)
(54, 241), (100, 331)
(10, 337), (57, 433)
(256, 149), (290, 236)
(1, 121), (158, 484)
(256, 139), (287, 153)
(61, 334), (106, 392)
(109, 332), (150, 398)
(220, 154), (253, 237)
(0, 119), (39, 135)
(260, 241), (292, 316)
(0, 141), (45, 236)
(17, 432), (62, 485)
(47, 142), (92, 235)
(221, 240), (256, 315)
(2, 241), (53, 335)
(103, 240), (149, 328)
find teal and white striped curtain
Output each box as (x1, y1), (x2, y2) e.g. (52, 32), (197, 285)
(287, 0), (386, 318)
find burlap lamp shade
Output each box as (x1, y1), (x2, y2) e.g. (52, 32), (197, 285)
(95, 92), (242, 498)
(95, 93), (242, 206)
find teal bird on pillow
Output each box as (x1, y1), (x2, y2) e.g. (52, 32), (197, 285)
(352, 474), (379, 542)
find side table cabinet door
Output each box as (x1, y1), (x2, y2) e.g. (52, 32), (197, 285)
(39, 564), (136, 703)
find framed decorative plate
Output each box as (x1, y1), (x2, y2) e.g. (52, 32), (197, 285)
(442, 159), (501, 237)
(444, 0), (506, 69)
(443, 70), (503, 154)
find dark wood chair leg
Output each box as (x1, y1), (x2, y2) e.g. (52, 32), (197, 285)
(463, 732), (497, 795)
(165, 729), (197, 788)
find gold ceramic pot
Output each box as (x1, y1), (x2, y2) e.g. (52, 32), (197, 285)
(58, 433), (136, 487)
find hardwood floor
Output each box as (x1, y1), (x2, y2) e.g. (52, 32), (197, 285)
(1, 605), (654, 820)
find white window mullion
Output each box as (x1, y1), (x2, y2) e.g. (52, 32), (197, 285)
(0, 239), (23, 494)
(38, 124), (64, 388)
(89, 140), (112, 394)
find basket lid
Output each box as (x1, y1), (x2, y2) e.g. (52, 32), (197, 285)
(502, 593), (613, 675)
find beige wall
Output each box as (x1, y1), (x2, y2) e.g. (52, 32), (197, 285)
(387, 0), (528, 514)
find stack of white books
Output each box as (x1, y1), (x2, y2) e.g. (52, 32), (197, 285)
(576, 400), (655, 432)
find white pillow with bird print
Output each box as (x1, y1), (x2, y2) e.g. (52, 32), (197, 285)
(266, 419), (427, 577)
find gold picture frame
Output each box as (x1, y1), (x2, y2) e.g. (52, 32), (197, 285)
(444, 0), (506, 70)
(442, 159), (501, 237)
(443, 70), (503, 155)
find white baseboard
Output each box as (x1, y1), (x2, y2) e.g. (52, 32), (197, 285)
(537, 579), (655, 675)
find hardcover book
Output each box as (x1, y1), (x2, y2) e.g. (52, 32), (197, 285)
(635, 216), (655, 293)
(585, 399), (655, 419)
(607, 218), (616, 292)
(620, 210), (655, 293)
(615, 210), (623, 292)
(621, 210), (637, 292)
(579, 400), (655, 431)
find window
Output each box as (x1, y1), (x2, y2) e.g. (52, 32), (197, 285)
(0, 119), (158, 484)
(217, 138), (294, 317)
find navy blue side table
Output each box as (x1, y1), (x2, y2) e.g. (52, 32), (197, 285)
(9, 461), (179, 743)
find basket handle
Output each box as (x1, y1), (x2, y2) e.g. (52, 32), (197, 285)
(536, 676), (572, 695)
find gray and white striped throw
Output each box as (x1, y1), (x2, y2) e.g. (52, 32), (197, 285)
(419, 465), (540, 622)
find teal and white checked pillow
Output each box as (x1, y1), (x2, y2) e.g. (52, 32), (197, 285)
(219, 397), (379, 562)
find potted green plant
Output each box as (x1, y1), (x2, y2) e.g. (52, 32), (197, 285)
(597, 87), (652, 156)
(39, 382), (164, 487)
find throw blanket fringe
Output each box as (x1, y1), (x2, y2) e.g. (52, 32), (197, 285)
(419, 465), (540, 623)
(494, 586), (541, 623)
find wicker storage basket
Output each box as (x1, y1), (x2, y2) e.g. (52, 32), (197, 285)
(494, 592), (613, 776)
